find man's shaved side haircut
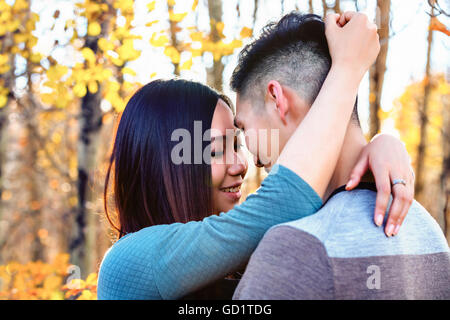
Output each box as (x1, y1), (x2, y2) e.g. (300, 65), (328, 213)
(230, 12), (359, 124)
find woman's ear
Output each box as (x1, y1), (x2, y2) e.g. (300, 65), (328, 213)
(267, 80), (288, 125)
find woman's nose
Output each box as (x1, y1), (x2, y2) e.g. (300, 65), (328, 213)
(228, 152), (248, 177)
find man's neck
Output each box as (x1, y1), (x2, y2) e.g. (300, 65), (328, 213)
(324, 124), (371, 201)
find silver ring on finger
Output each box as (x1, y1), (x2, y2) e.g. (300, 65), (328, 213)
(392, 179), (407, 187)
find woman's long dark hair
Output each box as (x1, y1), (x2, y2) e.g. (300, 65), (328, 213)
(104, 79), (232, 238)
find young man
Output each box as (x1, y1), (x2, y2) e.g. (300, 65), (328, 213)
(231, 12), (450, 299)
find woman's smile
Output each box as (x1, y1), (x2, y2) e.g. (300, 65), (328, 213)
(219, 182), (243, 201)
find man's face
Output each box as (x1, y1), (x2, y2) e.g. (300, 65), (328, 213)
(235, 93), (293, 172)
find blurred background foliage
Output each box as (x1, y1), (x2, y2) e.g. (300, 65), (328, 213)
(0, 0), (448, 299)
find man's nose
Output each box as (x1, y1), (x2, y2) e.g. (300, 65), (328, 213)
(253, 154), (264, 168)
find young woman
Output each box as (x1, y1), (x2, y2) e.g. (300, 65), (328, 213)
(97, 13), (413, 299)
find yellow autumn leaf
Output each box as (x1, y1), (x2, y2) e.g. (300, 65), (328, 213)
(150, 34), (169, 47)
(167, 0), (176, 6)
(216, 21), (225, 36)
(145, 20), (159, 27)
(50, 291), (64, 300)
(147, 1), (156, 11)
(191, 0), (198, 11)
(180, 58), (193, 70)
(108, 81), (121, 92)
(77, 289), (95, 300)
(150, 72), (157, 78)
(230, 39), (243, 49)
(40, 93), (54, 105)
(81, 47), (96, 64)
(240, 26), (253, 38)
(85, 273), (98, 286)
(98, 38), (114, 52)
(46, 65), (68, 82)
(13, 33), (27, 43)
(169, 11), (187, 23)
(43, 275), (62, 291)
(0, 94), (7, 108)
(191, 48), (202, 57)
(73, 83), (87, 97)
(117, 39), (141, 61)
(0, 25), (6, 37)
(87, 22), (101, 36)
(7, 19), (20, 33)
(30, 52), (42, 63)
(88, 81), (98, 94)
(164, 46), (180, 64)
(0, 54), (8, 65)
(122, 67), (136, 76)
(190, 31), (203, 42)
(0, 64), (11, 74)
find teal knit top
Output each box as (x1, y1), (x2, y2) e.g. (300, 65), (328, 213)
(97, 164), (322, 299)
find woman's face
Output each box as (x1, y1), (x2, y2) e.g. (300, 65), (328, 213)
(210, 99), (248, 214)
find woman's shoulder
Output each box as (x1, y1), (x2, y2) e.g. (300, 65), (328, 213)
(97, 224), (171, 300)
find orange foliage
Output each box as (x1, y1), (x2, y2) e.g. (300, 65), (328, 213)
(430, 17), (450, 36)
(0, 254), (97, 300)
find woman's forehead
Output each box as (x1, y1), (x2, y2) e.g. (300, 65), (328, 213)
(211, 99), (235, 135)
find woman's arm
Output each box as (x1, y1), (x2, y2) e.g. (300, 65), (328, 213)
(97, 165), (322, 299)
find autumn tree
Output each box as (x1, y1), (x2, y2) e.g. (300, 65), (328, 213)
(414, 8), (435, 203)
(0, 0), (46, 262)
(206, 0), (225, 91)
(368, 0), (390, 138)
(150, 0), (251, 91)
(65, 0), (142, 276)
(392, 74), (448, 239)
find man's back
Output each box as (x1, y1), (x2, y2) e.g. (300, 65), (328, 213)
(233, 183), (450, 299)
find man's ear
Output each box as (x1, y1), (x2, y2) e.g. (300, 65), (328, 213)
(266, 80), (288, 125)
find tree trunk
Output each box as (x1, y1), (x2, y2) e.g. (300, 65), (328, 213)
(70, 35), (104, 277)
(322, 0), (328, 17)
(333, 0), (341, 14)
(440, 89), (449, 244)
(168, 1), (181, 76)
(414, 14), (434, 203)
(0, 35), (14, 264)
(206, 0), (224, 91)
(308, 0), (314, 13)
(368, 0), (390, 138)
(25, 115), (44, 261)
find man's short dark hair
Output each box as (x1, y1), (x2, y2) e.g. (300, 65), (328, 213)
(230, 12), (359, 124)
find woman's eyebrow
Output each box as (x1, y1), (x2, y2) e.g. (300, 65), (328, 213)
(211, 135), (226, 142)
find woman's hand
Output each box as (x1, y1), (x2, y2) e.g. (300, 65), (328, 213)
(346, 134), (415, 237)
(325, 11), (380, 82)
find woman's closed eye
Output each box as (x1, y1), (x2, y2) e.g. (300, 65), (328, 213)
(211, 150), (224, 158)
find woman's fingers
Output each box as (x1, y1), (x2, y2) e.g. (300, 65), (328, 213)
(346, 148), (369, 190)
(390, 169), (415, 236)
(339, 11), (356, 26)
(372, 165), (391, 228)
(384, 184), (406, 236)
(324, 13), (341, 35)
